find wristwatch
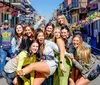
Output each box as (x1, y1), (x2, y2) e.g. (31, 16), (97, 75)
(60, 61), (63, 64)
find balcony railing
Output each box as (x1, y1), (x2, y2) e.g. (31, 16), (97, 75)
(90, 0), (98, 3)
(91, 46), (100, 55)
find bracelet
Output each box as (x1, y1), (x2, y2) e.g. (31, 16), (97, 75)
(17, 70), (23, 75)
(17, 70), (25, 76)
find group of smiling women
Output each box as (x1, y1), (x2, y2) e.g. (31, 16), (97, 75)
(3, 14), (100, 85)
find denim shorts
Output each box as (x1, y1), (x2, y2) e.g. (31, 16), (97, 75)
(43, 60), (58, 77)
(83, 60), (100, 81)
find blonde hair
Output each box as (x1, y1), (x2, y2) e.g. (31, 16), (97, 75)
(54, 27), (61, 33)
(62, 15), (69, 26)
(77, 45), (91, 63)
(73, 35), (91, 63)
(57, 14), (69, 26)
(72, 34), (83, 46)
(52, 27), (61, 42)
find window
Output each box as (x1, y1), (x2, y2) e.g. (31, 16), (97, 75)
(93, 21), (98, 37)
(99, 20), (100, 32)
(9, 0), (12, 3)
(4, 14), (6, 20)
(72, 0), (78, 8)
(12, 0), (17, 3)
(88, 0), (93, 3)
(6, 14), (8, 20)
(72, 14), (79, 23)
(1, 13), (3, 22)
(93, 21), (98, 30)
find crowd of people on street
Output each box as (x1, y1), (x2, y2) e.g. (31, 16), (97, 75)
(0, 14), (100, 85)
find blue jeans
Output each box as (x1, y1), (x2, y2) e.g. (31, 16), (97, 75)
(0, 47), (14, 72)
(2, 70), (15, 85)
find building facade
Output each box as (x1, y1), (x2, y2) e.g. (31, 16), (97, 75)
(87, 0), (100, 49)
(58, 0), (100, 50)
(0, 0), (36, 27)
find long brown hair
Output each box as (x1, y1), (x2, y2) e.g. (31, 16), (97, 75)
(15, 24), (23, 39)
(72, 35), (91, 63)
(28, 40), (39, 57)
(44, 23), (55, 39)
(34, 29), (45, 56)
(72, 34), (83, 46)
(23, 25), (34, 40)
(77, 45), (91, 63)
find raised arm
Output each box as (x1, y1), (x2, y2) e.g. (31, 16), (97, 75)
(34, 16), (45, 30)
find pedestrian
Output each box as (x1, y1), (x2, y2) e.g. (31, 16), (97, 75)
(0, 20), (15, 77)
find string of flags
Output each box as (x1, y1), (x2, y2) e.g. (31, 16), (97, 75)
(70, 12), (100, 30)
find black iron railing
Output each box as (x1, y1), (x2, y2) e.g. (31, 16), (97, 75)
(91, 46), (100, 56)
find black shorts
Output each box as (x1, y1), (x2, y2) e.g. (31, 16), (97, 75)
(83, 60), (100, 81)
(87, 64), (100, 81)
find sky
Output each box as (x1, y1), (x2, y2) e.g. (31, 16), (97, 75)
(30, 0), (63, 22)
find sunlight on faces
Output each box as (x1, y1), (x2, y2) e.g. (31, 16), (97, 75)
(54, 28), (60, 38)
(46, 25), (53, 35)
(57, 15), (64, 24)
(25, 26), (33, 37)
(37, 32), (44, 44)
(16, 25), (23, 34)
(30, 42), (39, 54)
(61, 29), (69, 39)
(72, 36), (82, 49)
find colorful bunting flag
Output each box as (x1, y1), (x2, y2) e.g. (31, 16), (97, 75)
(70, 12), (100, 30)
